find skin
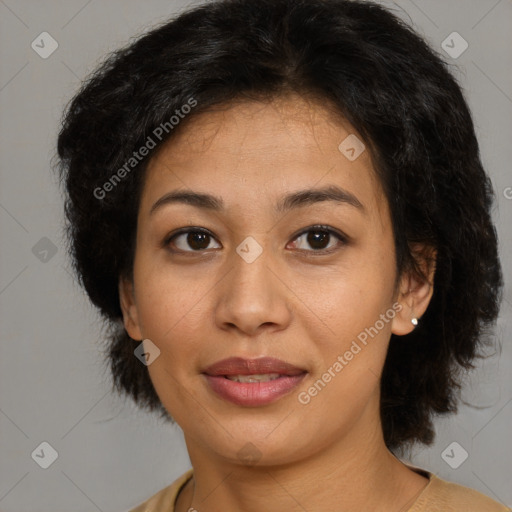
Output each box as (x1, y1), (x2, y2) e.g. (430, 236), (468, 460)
(119, 94), (436, 512)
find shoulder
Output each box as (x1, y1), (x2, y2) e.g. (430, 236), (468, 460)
(409, 471), (511, 512)
(128, 469), (194, 512)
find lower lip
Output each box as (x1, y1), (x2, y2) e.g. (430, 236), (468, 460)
(204, 374), (306, 407)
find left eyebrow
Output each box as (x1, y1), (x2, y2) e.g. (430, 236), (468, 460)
(275, 184), (365, 214)
(149, 184), (365, 216)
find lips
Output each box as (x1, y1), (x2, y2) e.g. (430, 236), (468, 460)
(204, 357), (305, 377)
(203, 357), (307, 407)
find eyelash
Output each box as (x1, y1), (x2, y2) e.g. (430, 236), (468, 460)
(163, 224), (348, 256)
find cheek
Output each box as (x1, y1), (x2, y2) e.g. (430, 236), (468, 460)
(297, 288), (396, 430)
(311, 248), (396, 342)
(137, 270), (208, 422)
(304, 246), (397, 395)
(133, 256), (209, 361)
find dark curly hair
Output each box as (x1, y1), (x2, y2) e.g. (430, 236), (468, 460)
(56, 0), (503, 452)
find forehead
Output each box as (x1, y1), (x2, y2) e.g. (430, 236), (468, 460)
(140, 94), (388, 223)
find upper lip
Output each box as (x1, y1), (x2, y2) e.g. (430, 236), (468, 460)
(203, 357), (306, 377)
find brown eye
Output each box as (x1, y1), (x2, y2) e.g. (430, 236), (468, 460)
(288, 226), (346, 253)
(166, 228), (221, 252)
(306, 230), (330, 250)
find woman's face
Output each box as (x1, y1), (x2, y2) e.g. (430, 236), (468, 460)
(120, 94), (418, 466)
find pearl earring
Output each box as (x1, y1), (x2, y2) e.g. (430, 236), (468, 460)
(411, 317), (418, 326)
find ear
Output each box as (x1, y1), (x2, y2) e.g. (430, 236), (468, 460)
(118, 276), (143, 340)
(391, 244), (436, 336)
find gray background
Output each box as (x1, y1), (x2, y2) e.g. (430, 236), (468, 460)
(0, 0), (511, 511)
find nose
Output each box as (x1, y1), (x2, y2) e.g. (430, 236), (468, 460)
(214, 240), (293, 337)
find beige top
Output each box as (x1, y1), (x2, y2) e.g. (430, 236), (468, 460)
(129, 467), (511, 512)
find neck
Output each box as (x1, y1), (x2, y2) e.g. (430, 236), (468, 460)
(176, 397), (428, 512)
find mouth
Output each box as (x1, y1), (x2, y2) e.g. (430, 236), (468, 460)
(223, 373), (282, 383)
(203, 357), (307, 407)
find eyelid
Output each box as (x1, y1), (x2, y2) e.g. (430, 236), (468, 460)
(163, 226), (217, 249)
(288, 224), (348, 254)
(290, 224), (348, 243)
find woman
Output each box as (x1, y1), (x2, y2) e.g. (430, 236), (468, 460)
(56, 0), (509, 510)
